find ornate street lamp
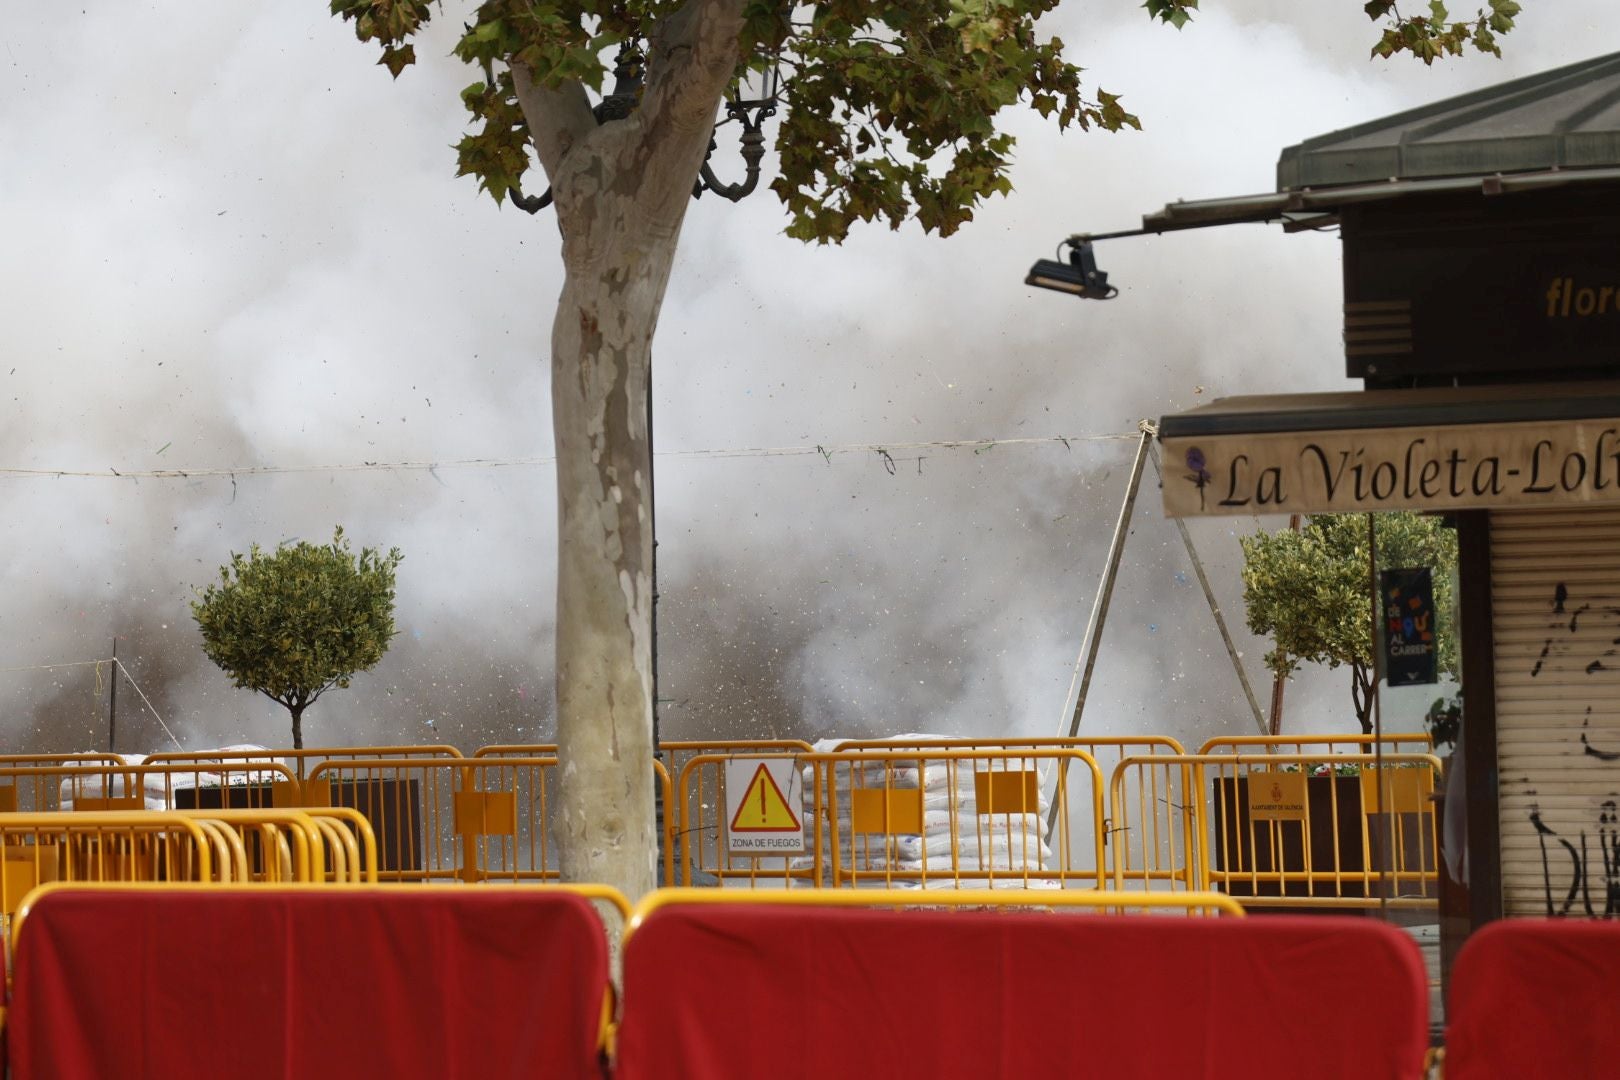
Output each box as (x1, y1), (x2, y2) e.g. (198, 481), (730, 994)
(509, 43), (781, 211)
(695, 55), (781, 201)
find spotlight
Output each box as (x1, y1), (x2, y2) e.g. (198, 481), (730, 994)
(1025, 239), (1117, 299)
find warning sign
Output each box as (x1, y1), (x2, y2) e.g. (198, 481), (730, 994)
(724, 757), (805, 855)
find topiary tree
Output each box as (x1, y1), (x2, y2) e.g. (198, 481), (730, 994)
(322, 0), (1520, 897)
(192, 528), (404, 749)
(1240, 512), (1458, 735)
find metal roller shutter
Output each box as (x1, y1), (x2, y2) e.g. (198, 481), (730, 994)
(1493, 507), (1620, 918)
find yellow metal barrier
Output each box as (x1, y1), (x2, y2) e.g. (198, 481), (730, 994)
(0, 762), (301, 817)
(186, 818), (250, 882)
(0, 757), (130, 813)
(829, 737), (1188, 888)
(652, 760), (674, 887)
(624, 885), (1243, 942)
(0, 812), (220, 934)
(1198, 733), (1433, 756)
(296, 756), (678, 885)
(820, 748), (1106, 889)
(1108, 752), (1445, 910)
(672, 753), (818, 888)
(302, 757), (483, 882)
(144, 745), (462, 782)
(303, 807), (378, 883)
(440, 751), (680, 887)
(830, 735), (1186, 762)
(658, 744), (819, 888)
(171, 809), (344, 883)
(450, 756), (561, 884)
(1099, 752), (1202, 893)
(674, 748), (1107, 890)
(474, 739), (815, 783)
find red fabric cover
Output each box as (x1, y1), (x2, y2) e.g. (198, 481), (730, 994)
(1447, 918), (1620, 1079)
(8, 888), (608, 1080)
(616, 906), (1428, 1080)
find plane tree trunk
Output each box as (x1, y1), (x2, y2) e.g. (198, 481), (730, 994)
(513, 0), (745, 900)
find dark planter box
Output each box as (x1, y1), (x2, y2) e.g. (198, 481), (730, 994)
(176, 778), (423, 877)
(173, 783), (285, 877)
(1211, 774), (1437, 913)
(1212, 775), (1369, 907)
(174, 784), (281, 812)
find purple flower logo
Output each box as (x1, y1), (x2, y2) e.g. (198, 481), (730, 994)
(1184, 448), (1211, 510)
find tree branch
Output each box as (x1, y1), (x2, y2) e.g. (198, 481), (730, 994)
(641, 0), (748, 135)
(511, 64), (597, 183)
(1351, 662), (1374, 735)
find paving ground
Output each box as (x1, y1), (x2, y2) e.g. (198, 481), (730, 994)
(1401, 922), (1444, 1042)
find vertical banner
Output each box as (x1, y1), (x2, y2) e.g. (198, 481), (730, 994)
(1381, 567), (1438, 686)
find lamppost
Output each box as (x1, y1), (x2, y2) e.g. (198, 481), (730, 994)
(512, 43), (781, 883)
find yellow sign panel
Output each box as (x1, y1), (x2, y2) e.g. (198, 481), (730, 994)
(1360, 767), (1433, 816)
(1247, 770), (1307, 821)
(973, 770), (1040, 815)
(850, 788), (924, 835)
(454, 790), (518, 837)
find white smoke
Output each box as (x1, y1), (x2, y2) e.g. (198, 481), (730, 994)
(0, 2), (1603, 753)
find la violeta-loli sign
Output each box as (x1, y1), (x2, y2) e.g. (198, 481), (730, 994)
(1162, 418), (1620, 517)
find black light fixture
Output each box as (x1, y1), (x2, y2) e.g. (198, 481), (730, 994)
(695, 54), (782, 201)
(1026, 238), (1117, 299)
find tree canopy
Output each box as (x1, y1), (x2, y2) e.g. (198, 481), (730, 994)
(331, 0), (1523, 242)
(192, 528), (404, 749)
(1241, 512), (1458, 735)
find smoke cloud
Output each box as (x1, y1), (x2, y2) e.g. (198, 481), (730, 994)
(1, 3), (1608, 755)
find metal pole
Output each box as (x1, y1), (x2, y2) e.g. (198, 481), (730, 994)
(1047, 421), (1154, 834)
(1149, 444), (1268, 736)
(647, 361), (664, 883)
(108, 638), (118, 754)
(1269, 514), (1302, 737)
(1368, 512), (1389, 919)
(647, 369), (659, 757)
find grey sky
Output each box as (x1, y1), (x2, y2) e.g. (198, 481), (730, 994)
(1, 4), (1612, 753)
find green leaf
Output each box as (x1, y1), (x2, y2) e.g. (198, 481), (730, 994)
(378, 43), (415, 79)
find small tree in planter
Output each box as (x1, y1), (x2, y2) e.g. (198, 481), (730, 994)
(192, 528), (403, 749)
(1240, 512), (1458, 736)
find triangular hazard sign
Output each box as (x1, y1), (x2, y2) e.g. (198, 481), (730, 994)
(729, 764), (800, 832)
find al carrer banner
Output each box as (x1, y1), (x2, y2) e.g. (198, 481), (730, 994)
(1381, 567), (1437, 686)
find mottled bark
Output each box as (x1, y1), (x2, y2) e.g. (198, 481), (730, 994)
(516, 0), (745, 899)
